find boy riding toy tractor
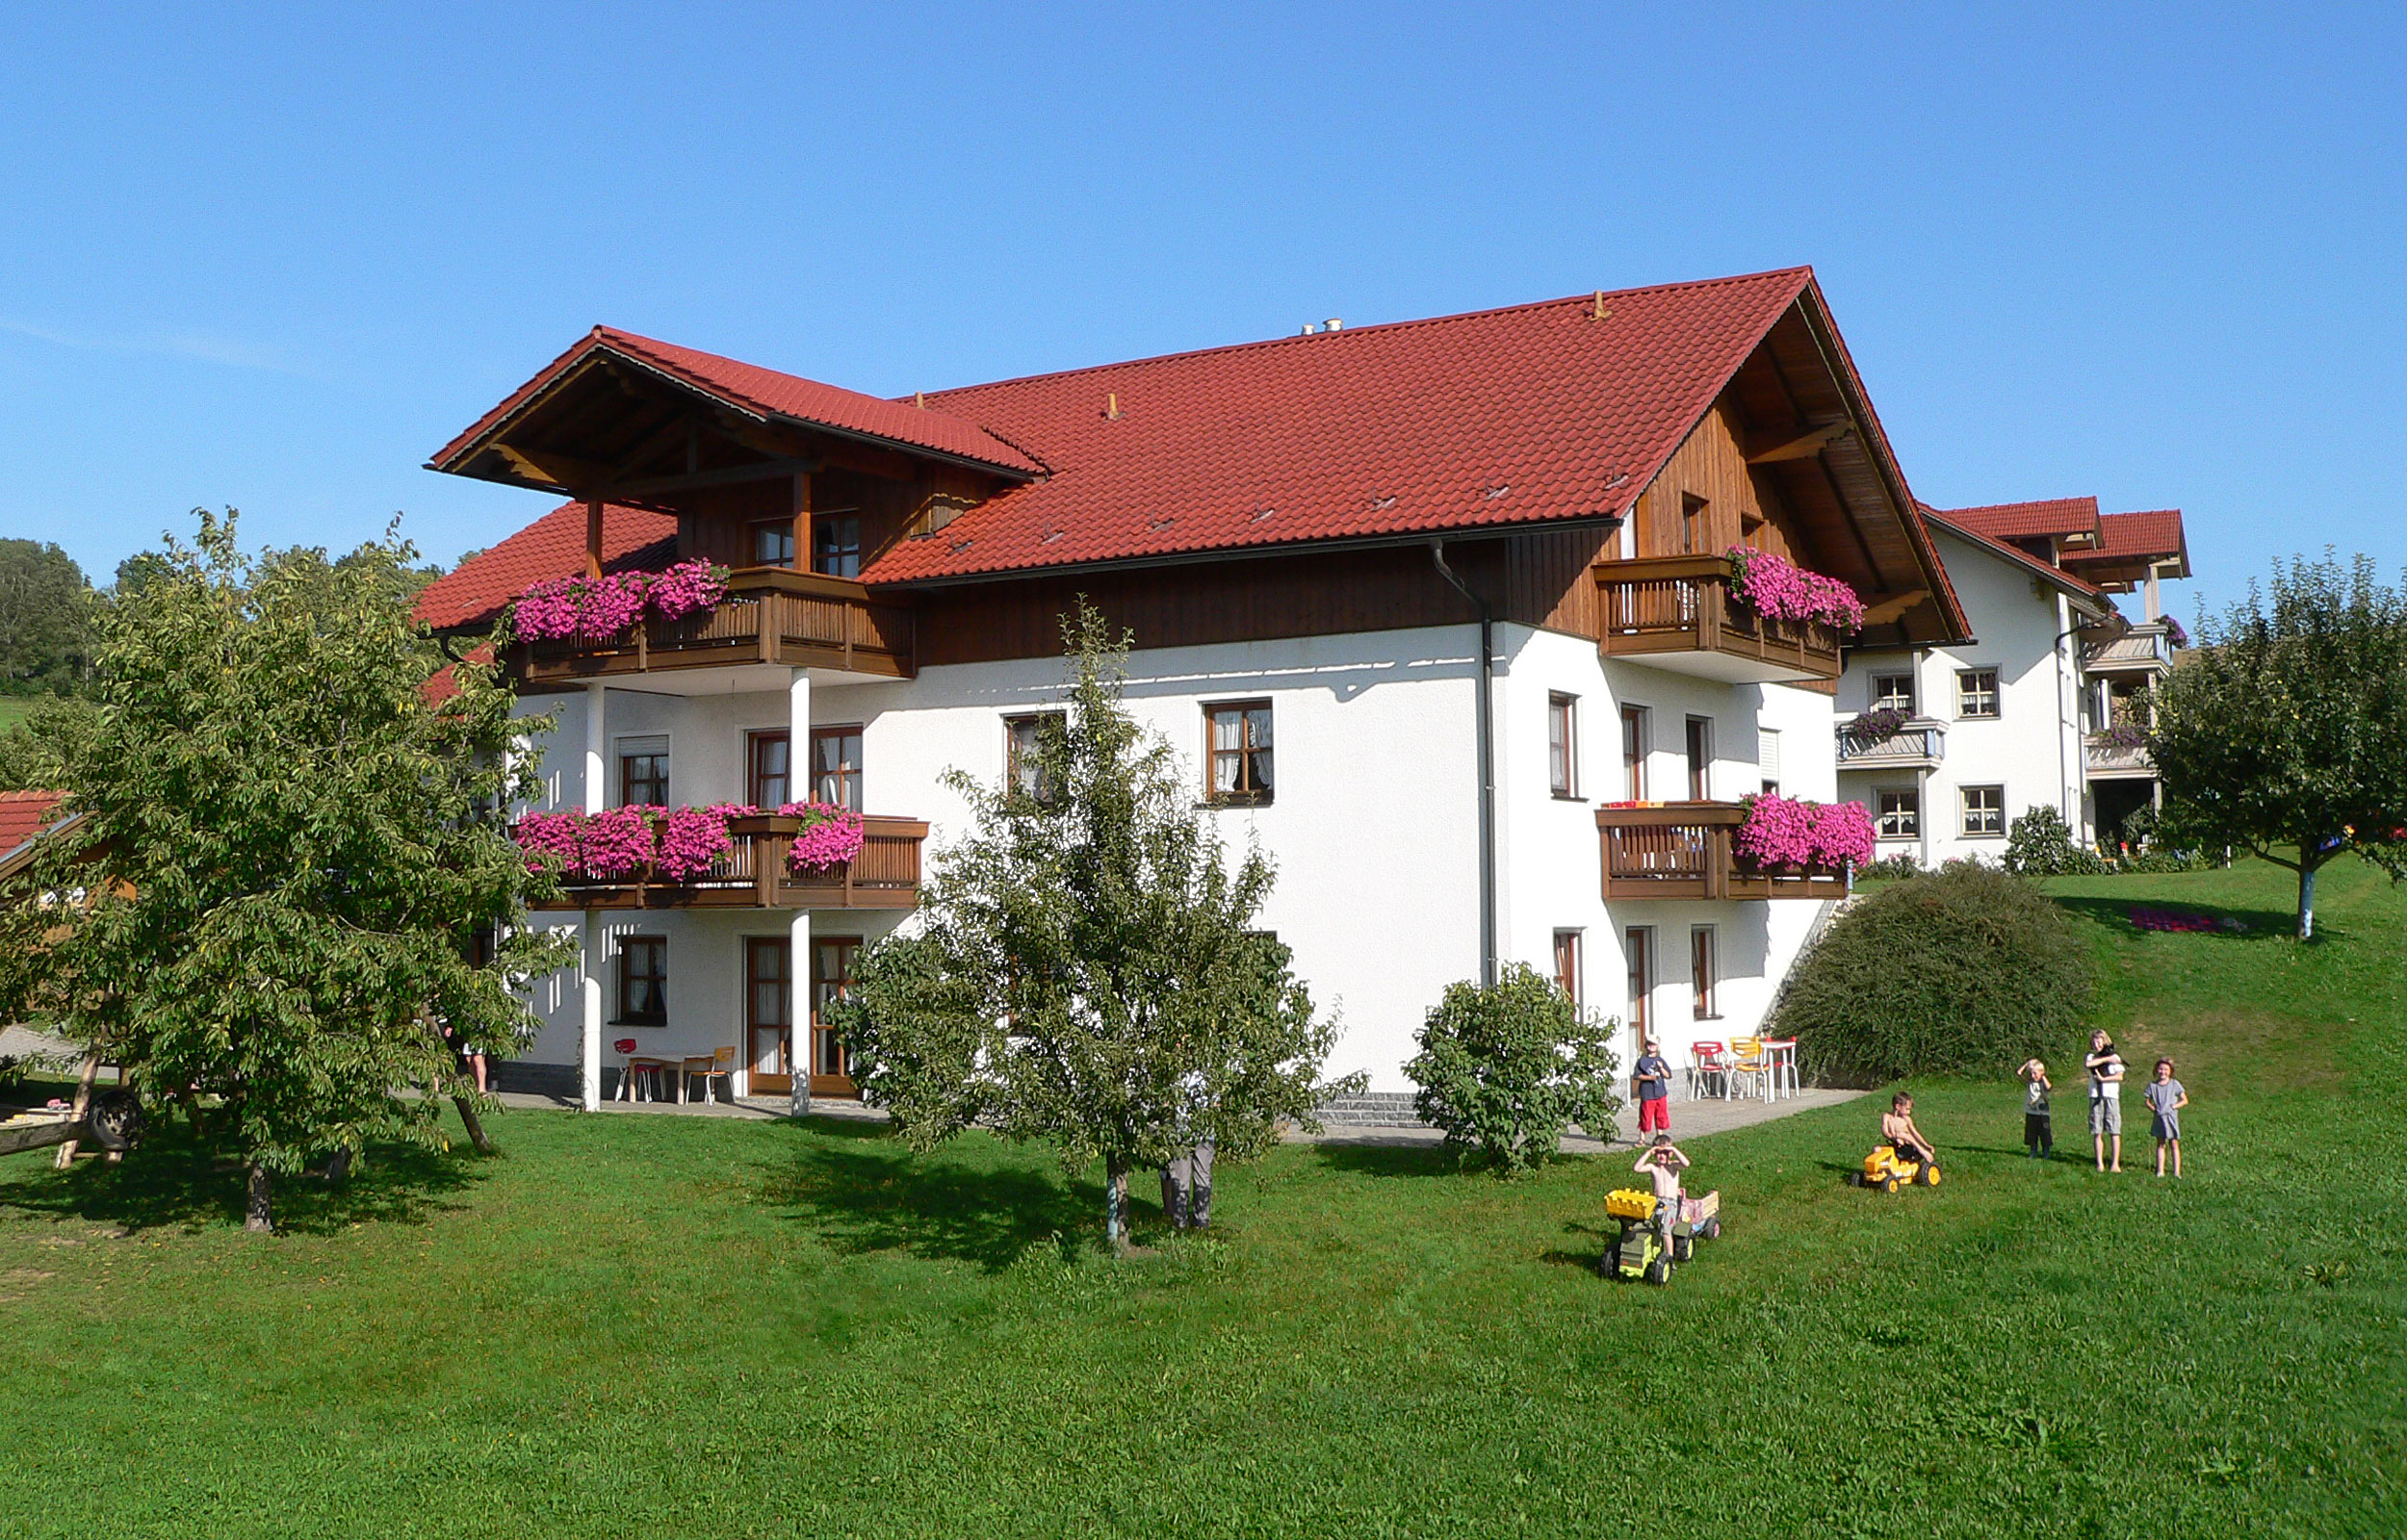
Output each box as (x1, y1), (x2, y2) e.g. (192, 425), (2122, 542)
(1851, 1091), (1943, 1193)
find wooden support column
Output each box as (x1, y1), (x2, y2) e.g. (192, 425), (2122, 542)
(790, 472), (813, 575)
(584, 498), (605, 579)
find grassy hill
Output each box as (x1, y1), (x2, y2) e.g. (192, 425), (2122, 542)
(1, 860), (2400, 1538)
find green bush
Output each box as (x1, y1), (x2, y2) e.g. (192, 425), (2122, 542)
(1771, 862), (2095, 1081)
(1405, 963), (1620, 1175)
(1862, 852), (1923, 881)
(2005, 806), (2109, 875)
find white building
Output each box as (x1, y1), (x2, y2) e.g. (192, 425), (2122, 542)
(415, 270), (1972, 1115)
(1835, 498), (2191, 861)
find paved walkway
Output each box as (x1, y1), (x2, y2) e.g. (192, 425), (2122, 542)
(494, 1085), (1864, 1149)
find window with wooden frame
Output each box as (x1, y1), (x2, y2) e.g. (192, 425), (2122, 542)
(1960, 784), (2006, 837)
(615, 937), (668, 1027)
(812, 511), (863, 578)
(1956, 668), (2001, 720)
(748, 519), (796, 568)
(810, 726), (863, 810)
(1547, 693), (1578, 798)
(1004, 711), (1065, 804)
(1624, 926), (1652, 1040)
(747, 731), (791, 809)
(1620, 706), (1648, 800)
(618, 735), (669, 808)
(1552, 930), (1583, 1006)
(1876, 788), (1920, 839)
(812, 937), (861, 1079)
(1690, 926), (1719, 1020)
(1204, 701), (1274, 806)
(1685, 716), (1712, 802)
(1679, 494), (1709, 554)
(1871, 673), (1917, 715)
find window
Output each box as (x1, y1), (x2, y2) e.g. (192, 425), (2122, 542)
(1625, 926), (1653, 1045)
(1552, 930), (1583, 1006)
(1685, 717), (1712, 802)
(812, 512), (863, 578)
(1961, 784), (2006, 837)
(748, 731), (791, 808)
(616, 937), (667, 1026)
(1757, 729), (1781, 796)
(1547, 694), (1578, 798)
(811, 726), (863, 810)
(813, 937), (861, 1079)
(1871, 674), (1916, 715)
(1004, 712), (1064, 803)
(1205, 701), (1275, 805)
(1680, 494), (1709, 554)
(1957, 668), (2001, 719)
(749, 520), (795, 567)
(746, 937), (791, 1085)
(1620, 706), (1648, 800)
(1876, 789), (1920, 839)
(618, 735), (669, 808)
(1690, 926), (1719, 1020)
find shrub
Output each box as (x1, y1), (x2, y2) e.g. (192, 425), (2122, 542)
(1771, 862), (2095, 1081)
(1863, 852), (1924, 881)
(1405, 964), (1621, 1175)
(2004, 806), (2109, 876)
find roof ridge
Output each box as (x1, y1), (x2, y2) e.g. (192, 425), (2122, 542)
(911, 267), (1816, 404)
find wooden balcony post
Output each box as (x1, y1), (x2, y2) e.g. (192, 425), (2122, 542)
(584, 498), (604, 580)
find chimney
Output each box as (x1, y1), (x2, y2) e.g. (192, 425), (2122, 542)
(1324, 318), (1343, 331)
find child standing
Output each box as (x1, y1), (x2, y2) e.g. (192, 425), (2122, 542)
(1632, 1134), (1690, 1246)
(1631, 1039), (1672, 1137)
(2085, 1031), (2127, 1172)
(2143, 1059), (2188, 1178)
(2018, 1058), (2053, 1159)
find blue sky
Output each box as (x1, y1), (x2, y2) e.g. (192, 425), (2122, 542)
(3, 3), (2400, 620)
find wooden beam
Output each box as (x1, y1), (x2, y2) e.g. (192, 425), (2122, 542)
(585, 499), (604, 579)
(791, 472), (814, 576)
(1746, 421), (1851, 464)
(495, 442), (621, 491)
(1859, 589), (1929, 627)
(608, 457), (822, 500)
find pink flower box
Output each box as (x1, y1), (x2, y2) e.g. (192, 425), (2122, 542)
(1725, 547), (1866, 632)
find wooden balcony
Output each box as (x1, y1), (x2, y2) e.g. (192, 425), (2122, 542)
(531, 814), (929, 911)
(2083, 733), (2156, 782)
(1594, 555), (1844, 683)
(1596, 802), (1853, 901)
(1836, 718), (1946, 770)
(509, 568), (914, 688)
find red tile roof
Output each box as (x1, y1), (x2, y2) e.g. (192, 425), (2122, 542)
(1922, 510), (2109, 603)
(1940, 497), (2101, 542)
(2086, 508), (2187, 563)
(0, 790), (67, 860)
(861, 269), (1816, 582)
(430, 326), (1045, 478)
(414, 501), (678, 632)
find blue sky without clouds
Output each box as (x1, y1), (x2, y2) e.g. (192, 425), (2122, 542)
(3, 3), (2401, 621)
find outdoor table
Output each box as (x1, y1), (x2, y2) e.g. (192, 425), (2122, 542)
(1761, 1040), (1799, 1100)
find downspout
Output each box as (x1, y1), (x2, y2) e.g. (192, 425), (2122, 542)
(1431, 542), (1497, 988)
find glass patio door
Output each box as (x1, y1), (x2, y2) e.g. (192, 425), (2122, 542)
(745, 937), (792, 1094)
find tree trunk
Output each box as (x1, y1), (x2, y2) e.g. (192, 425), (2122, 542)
(51, 1053), (100, 1170)
(245, 1162), (275, 1234)
(180, 1087), (210, 1142)
(2298, 860), (2318, 940)
(323, 1148), (353, 1186)
(1104, 1157), (1129, 1252)
(453, 1095), (493, 1155)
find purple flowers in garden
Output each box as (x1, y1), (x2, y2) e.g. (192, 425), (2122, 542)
(509, 559), (729, 642)
(1726, 546), (1867, 631)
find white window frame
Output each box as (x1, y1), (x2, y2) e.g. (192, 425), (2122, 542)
(1876, 788), (1921, 840)
(1871, 673), (1917, 715)
(1956, 668), (2001, 720)
(1961, 784), (2006, 837)
(1548, 693), (1579, 799)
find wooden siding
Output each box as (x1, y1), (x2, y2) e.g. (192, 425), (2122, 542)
(1623, 398), (1813, 567)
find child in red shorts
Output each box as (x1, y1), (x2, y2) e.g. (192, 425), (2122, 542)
(1632, 1039), (1672, 1136)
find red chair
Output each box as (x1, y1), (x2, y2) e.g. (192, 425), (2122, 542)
(613, 1038), (673, 1103)
(1689, 1041), (1730, 1100)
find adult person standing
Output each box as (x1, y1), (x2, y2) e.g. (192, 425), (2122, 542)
(1630, 1039), (1672, 1138)
(2085, 1030), (2127, 1172)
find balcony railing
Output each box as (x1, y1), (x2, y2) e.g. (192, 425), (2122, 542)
(2083, 733), (2155, 780)
(2082, 622), (2175, 675)
(1595, 802), (1853, 901)
(1836, 718), (1946, 768)
(1594, 555), (1843, 682)
(510, 568), (914, 687)
(531, 814), (929, 911)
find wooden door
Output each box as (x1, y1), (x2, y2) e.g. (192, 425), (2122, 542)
(812, 937), (862, 1097)
(745, 937), (792, 1095)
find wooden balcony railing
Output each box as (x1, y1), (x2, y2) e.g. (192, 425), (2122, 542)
(532, 814), (929, 911)
(1594, 555), (1844, 682)
(1836, 719), (1946, 768)
(1596, 802), (1853, 901)
(2083, 733), (2155, 780)
(510, 567), (914, 687)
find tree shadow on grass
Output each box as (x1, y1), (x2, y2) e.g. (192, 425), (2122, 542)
(757, 1129), (1099, 1271)
(2051, 894), (2323, 943)
(0, 1119), (486, 1237)
(1540, 1219), (1616, 1273)
(1310, 1141), (1596, 1181)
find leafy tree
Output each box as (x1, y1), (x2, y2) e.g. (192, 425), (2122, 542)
(0, 539), (93, 695)
(0, 695), (99, 791)
(2151, 553), (2407, 937)
(2003, 806), (2109, 876)
(0, 512), (571, 1232)
(833, 602), (1359, 1248)
(1405, 964), (1621, 1175)
(1770, 862), (2095, 1081)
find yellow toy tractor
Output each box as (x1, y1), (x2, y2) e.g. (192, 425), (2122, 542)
(1602, 1187), (1721, 1284)
(1851, 1144), (1940, 1193)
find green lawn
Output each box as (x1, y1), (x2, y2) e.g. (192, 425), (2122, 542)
(2, 860), (2402, 1538)
(0, 697), (33, 734)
